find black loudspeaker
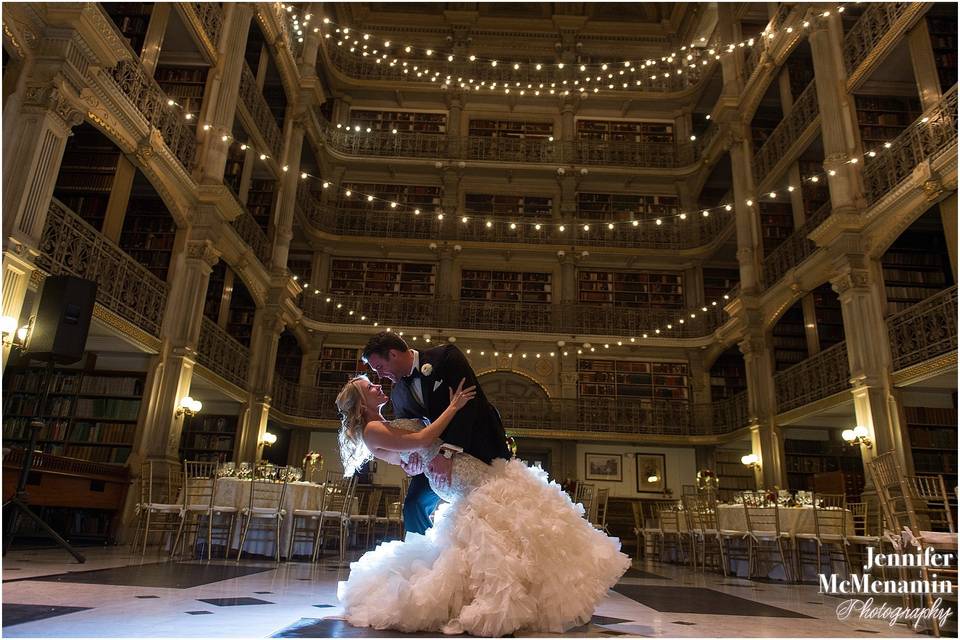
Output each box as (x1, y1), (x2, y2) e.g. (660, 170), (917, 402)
(27, 275), (97, 364)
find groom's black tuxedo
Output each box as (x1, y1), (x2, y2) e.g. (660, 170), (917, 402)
(391, 344), (509, 534)
(391, 344), (510, 464)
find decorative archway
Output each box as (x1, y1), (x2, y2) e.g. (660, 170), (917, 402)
(477, 370), (551, 405)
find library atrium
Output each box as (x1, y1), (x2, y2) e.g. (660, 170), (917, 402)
(1, 2), (957, 638)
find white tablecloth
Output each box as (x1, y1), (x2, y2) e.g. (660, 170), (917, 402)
(181, 478), (358, 557)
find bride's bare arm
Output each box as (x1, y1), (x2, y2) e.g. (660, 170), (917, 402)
(362, 380), (475, 452)
(371, 447), (403, 465)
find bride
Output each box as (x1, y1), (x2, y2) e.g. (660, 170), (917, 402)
(334, 375), (631, 637)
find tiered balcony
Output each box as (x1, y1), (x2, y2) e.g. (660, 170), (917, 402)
(301, 294), (727, 339)
(752, 79), (819, 188)
(197, 317), (250, 391)
(760, 201), (831, 289)
(773, 341), (850, 414)
(888, 285), (957, 373)
(297, 185), (733, 251)
(36, 200), (168, 339)
(238, 62), (284, 160)
(843, 3), (929, 89)
(318, 121), (698, 169)
(229, 203), (273, 267)
(862, 85), (957, 205)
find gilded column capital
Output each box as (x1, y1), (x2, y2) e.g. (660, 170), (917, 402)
(185, 240), (221, 267)
(22, 84), (85, 130)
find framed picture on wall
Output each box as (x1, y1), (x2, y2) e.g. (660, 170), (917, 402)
(636, 453), (667, 494)
(585, 452), (623, 482)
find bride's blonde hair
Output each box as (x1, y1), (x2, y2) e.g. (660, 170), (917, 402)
(336, 375), (374, 477)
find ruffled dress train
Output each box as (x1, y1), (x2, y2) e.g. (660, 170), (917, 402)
(337, 458), (631, 637)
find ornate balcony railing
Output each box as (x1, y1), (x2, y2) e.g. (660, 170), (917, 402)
(323, 41), (712, 93)
(298, 199), (734, 251)
(695, 390), (750, 435)
(36, 199), (168, 337)
(187, 2), (223, 50)
(753, 79), (818, 185)
(743, 4), (795, 83)
(319, 125), (698, 168)
(761, 200), (832, 288)
(774, 341), (850, 413)
(197, 317), (250, 389)
(239, 63), (283, 159)
(271, 378), (340, 420)
(230, 209), (272, 266)
(863, 85), (957, 204)
(888, 285), (957, 372)
(107, 59), (197, 171)
(301, 294), (726, 338)
(843, 3), (914, 77)
(694, 121), (722, 157)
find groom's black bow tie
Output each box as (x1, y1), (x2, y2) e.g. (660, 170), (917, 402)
(405, 367), (422, 381)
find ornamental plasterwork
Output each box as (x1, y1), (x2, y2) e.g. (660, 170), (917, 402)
(23, 85), (85, 129)
(76, 2), (128, 62)
(829, 269), (870, 296)
(185, 241), (221, 267)
(93, 304), (162, 353)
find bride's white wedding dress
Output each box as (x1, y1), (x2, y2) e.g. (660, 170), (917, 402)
(337, 419), (631, 637)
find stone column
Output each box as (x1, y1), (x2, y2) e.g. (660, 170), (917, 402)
(138, 2), (172, 76)
(121, 234), (220, 539)
(739, 332), (786, 488)
(195, 3), (253, 184)
(236, 307), (285, 462)
(272, 112), (306, 272)
(297, 4), (322, 75)
(559, 251), (577, 303)
(441, 167), (460, 217)
(446, 90), (464, 157)
(331, 94), (352, 125)
(310, 249), (330, 293)
(560, 96), (576, 164)
(808, 10), (864, 215)
(436, 245), (456, 326)
(2, 85), (85, 364)
(907, 19), (943, 111)
(727, 124), (763, 293)
(716, 3), (744, 96)
(828, 239), (909, 473)
(939, 193), (958, 281)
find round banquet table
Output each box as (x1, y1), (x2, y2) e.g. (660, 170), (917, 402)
(180, 478), (358, 558)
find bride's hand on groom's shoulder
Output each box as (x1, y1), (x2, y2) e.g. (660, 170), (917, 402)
(400, 452), (425, 476)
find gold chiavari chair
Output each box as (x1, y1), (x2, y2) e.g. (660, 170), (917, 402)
(846, 501), (883, 577)
(236, 478), (288, 562)
(349, 487), (382, 550)
(172, 461), (237, 560)
(794, 493), (851, 580)
(594, 488), (610, 533)
(658, 504), (688, 564)
(131, 460), (182, 557)
(315, 474), (358, 563)
(742, 502), (795, 582)
(286, 480), (330, 561)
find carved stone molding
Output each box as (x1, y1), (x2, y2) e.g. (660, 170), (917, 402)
(185, 240), (221, 267)
(22, 84), (85, 129)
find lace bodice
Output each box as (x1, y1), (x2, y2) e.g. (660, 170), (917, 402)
(386, 418), (492, 502)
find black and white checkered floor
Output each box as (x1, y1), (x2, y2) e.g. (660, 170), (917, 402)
(0, 547), (934, 637)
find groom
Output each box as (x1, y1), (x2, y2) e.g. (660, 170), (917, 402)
(362, 331), (510, 534)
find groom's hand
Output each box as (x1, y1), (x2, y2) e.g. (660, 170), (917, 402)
(427, 454), (453, 491)
(400, 452), (425, 476)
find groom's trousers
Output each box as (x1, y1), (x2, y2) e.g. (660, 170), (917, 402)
(403, 473), (442, 535)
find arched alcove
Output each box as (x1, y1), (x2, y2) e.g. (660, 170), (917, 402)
(477, 370), (550, 406)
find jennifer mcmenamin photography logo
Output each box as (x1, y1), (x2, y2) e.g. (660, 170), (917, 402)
(819, 546), (955, 629)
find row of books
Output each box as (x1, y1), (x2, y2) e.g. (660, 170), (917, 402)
(75, 398), (140, 421)
(80, 375), (144, 396)
(904, 406), (957, 425)
(182, 434), (235, 451)
(3, 418), (70, 440)
(70, 421), (135, 444)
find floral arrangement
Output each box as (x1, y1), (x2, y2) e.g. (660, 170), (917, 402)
(303, 451), (323, 465)
(505, 436), (518, 458)
(696, 469), (717, 490)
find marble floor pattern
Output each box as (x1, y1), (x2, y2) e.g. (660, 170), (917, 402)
(0, 546), (935, 638)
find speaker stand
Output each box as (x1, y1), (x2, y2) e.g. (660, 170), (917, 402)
(2, 360), (85, 563)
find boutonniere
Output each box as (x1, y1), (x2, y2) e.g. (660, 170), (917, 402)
(420, 363), (433, 376)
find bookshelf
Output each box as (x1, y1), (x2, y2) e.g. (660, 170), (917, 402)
(799, 159), (831, 218)
(880, 215), (954, 315)
(749, 107), (782, 151)
(223, 142), (247, 196)
(350, 110), (447, 133)
(469, 119), (553, 139)
(772, 302), (808, 372)
(703, 267), (740, 303)
(460, 270), (551, 303)
(716, 449), (756, 500)
(464, 194), (553, 219)
(103, 3), (152, 57)
(118, 191), (177, 282)
(786, 48), (815, 99)
(784, 438), (864, 494)
(576, 193), (679, 221)
(904, 405), (958, 491)
(315, 346), (363, 386)
(330, 259), (436, 297)
(578, 270), (684, 309)
(247, 178), (275, 233)
(155, 65), (207, 128)
(854, 95), (921, 149)
(288, 255), (312, 284)
(709, 347), (747, 400)
(578, 359), (689, 402)
(2, 365), (145, 465)
(275, 330), (302, 383)
(179, 414), (239, 463)
(575, 119), (672, 143)
(204, 262), (227, 322)
(759, 200), (795, 256)
(339, 183), (442, 211)
(53, 123), (121, 232)
(812, 283), (844, 351)
(927, 6), (958, 93)
(226, 277), (256, 347)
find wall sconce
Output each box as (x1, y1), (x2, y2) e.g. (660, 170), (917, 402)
(1, 315), (31, 350)
(741, 453), (761, 470)
(261, 431), (278, 446)
(842, 425), (873, 448)
(176, 396), (202, 418)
